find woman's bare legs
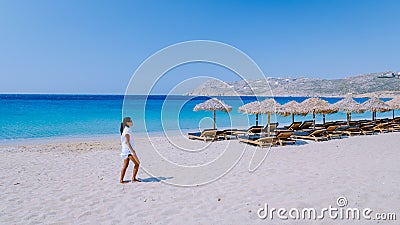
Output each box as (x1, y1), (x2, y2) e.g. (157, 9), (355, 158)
(120, 158), (129, 183)
(128, 154), (140, 182)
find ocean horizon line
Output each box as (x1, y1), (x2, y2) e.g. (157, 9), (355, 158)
(0, 93), (390, 99)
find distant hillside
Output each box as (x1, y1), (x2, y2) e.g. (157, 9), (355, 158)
(186, 72), (400, 98)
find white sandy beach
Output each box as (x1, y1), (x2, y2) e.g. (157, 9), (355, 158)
(1, 132), (399, 224)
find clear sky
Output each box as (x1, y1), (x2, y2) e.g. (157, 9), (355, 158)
(0, 0), (399, 94)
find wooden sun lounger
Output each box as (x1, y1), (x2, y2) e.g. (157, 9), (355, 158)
(238, 130), (296, 147)
(348, 121), (360, 126)
(238, 135), (277, 147)
(262, 123), (279, 134)
(284, 122), (302, 130)
(273, 130), (296, 146)
(298, 120), (314, 131)
(376, 118), (390, 124)
(389, 117), (400, 124)
(356, 125), (376, 135)
(294, 129), (329, 142)
(234, 126), (263, 135)
(372, 123), (390, 133)
(216, 129), (238, 140)
(389, 124), (400, 132)
(188, 129), (217, 141)
(337, 126), (362, 136)
(325, 125), (342, 139)
(332, 121), (347, 126)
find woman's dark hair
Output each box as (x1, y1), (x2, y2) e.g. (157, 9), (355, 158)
(120, 117), (132, 135)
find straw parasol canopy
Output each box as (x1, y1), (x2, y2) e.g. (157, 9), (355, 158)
(194, 98), (232, 129)
(276, 100), (307, 123)
(333, 97), (365, 124)
(300, 97), (338, 127)
(386, 96), (400, 119)
(361, 97), (391, 121)
(238, 101), (262, 126)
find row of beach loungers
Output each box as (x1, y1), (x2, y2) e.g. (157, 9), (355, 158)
(187, 117), (400, 147)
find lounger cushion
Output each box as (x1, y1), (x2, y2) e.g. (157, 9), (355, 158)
(336, 126), (358, 131)
(294, 131), (311, 136)
(238, 134), (261, 141)
(188, 129), (216, 137)
(188, 132), (202, 137)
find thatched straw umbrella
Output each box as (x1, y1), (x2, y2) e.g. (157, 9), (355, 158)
(361, 97), (391, 121)
(386, 96), (400, 119)
(300, 97), (338, 128)
(238, 101), (262, 126)
(260, 98), (281, 136)
(194, 98), (232, 129)
(276, 100), (307, 123)
(333, 97), (365, 125)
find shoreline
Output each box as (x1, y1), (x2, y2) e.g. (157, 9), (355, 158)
(2, 116), (398, 146)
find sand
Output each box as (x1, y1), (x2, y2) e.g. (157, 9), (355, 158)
(1, 132), (399, 224)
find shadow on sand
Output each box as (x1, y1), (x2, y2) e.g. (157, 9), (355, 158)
(293, 139), (308, 146)
(138, 176), (174, 183)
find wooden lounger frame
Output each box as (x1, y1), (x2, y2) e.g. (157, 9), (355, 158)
(294, 129), (329, 142)
(188, 130), (217, 142)
(238, 136), (276, 147)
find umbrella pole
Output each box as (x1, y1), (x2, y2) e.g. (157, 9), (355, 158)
(213, 110), (216, 129)
(393, 110), (395, 119)
(292, 113), (295, 123)
(255, 113), (259, 126)
(323, 114), (326, 124)
(267, 113), (271, 136)
(313, 111), (316, 129)
(346, 113), (350, 125)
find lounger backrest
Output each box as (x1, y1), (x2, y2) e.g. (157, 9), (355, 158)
(326, 125), (338, 131)
(323, 122), (333, 128)
(221, 129), (238, 135)
(201, 129), (217, 137)
(310, 129), (326, 136)
(375, 123), (388, 128)
(361, 125), (374, 130)
(264, 123), (278, 132)
(290, 122), (302, 130)
(248, 126), (262, 133)
(349, 121), (359, 126)
(277, 131), (294, 139)
(299, 121), (313, 129)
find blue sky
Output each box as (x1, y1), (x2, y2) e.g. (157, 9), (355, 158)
(0, 0), (399, 94)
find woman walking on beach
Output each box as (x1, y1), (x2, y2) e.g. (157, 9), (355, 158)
(120, 117), (141, 183)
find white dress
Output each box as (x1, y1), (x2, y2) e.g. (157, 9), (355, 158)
(120, 126), (135, 159)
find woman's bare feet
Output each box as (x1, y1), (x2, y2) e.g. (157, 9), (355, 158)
(132, 179), (141, 183)
(120, 180), (129, 184)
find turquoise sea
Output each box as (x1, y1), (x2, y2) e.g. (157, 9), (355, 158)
(0, 94), (396, 141)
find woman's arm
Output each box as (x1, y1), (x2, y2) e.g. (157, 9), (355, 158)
(125, 134), (136, 154)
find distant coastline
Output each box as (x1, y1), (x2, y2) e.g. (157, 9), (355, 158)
(186, 71), (400, 98)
